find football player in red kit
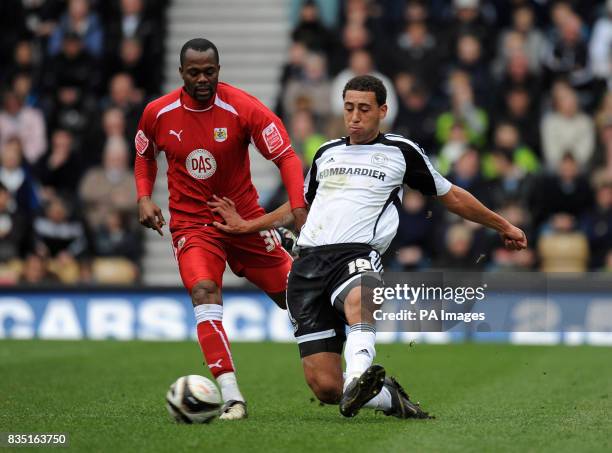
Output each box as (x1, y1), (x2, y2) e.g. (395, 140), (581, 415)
(134, 38), (307, 420)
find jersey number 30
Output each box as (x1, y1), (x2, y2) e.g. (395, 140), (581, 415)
(348, 258), (373, 275)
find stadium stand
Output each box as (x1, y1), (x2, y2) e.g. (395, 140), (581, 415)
(0, 0), (610, 287)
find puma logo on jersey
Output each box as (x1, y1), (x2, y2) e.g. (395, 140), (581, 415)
(208, 359), (223, 369)
(169, 129), (183, 142)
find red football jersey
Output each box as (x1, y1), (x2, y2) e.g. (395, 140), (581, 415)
(135, 82), (295, 231)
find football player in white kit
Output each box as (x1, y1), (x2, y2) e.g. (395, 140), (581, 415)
(209, 75), (527, 419)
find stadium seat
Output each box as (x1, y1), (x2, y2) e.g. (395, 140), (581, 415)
(92, 257), (138, 284)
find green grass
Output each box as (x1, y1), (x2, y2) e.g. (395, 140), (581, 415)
(0, 341), (611, 453)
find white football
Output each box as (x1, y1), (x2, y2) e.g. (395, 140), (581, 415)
(166, 375), (222, 423)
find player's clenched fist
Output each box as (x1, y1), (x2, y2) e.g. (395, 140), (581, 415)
(138, 196), (166, 236)
(500, 225), (527, 251)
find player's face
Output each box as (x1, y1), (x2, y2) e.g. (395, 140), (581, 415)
(343, 90), (387, 144)
(180, 48), (220, 103)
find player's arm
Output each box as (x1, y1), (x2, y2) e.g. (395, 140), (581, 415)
(439, 185), (527, 250)
(244, 96), (308, 230)
(209, 197), (295, 234)
(134, 109), (166, 236)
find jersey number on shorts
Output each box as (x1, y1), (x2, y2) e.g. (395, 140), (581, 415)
(259, 229), (281, 252)
(348, 258), (373, 275)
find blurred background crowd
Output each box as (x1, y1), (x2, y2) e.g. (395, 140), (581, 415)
(0, 0), (610, 286)
(277, 0), (612, 274)
(0, 0), (169, 285)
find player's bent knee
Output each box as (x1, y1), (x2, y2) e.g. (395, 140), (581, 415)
(306, 374), (342, 404)
(191, 280), (219, 306)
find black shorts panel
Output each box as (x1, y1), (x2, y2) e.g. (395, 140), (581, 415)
(286, 244), (381, 358)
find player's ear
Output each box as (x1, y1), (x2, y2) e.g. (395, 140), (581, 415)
(379, 103), (388, 120)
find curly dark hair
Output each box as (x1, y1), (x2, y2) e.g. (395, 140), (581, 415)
(342, 75), (387, 106)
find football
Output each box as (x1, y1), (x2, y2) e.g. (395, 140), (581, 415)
(165, 375), (222, 424)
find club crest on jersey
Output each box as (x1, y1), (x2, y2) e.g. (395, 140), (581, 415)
(135, 129), (149, 155)
(186, 149), (217, 180)
(177, 236), (186, 250)
(262, 122), (283, 153)
(371, 153), (388, 166)
(213, 128), (227, 142)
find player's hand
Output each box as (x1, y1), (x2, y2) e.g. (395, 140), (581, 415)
(208, 195), (251, 234)
(138, 196), (166, 236)
(500, 225), (527, 251)
(292, 207), (308, 232)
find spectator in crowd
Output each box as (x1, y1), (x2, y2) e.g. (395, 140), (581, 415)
(541, 81), (595, 170)
(42, 32), (100, 98)
(451, 33), (491, 105)
(390, 20), (440, 91)
(443, 0), (495, 61)
(102, 73), (142, 143)
(0, 0), (26, 84)
(497, 87), (541, 155)
(0, 138), (39, 216)
(495, 5), (546, 76)
(289, 109), (327, 165)
(388, 190), (435, 271)
(0, 91), (47, 165)
(543, 4), (593, 100)
(2, 41), (37, 89)
(482, 122), (539, 179)
(78, 136), (136, 231)
(436, 70), (488, 147)
(92, 209), (142, 263)
(393, 73), (437, 153)
(87, 107), (128, 168)
(291, 0), (334, 56)
(330, 49), (397, 129)
(276, 42), (309, 117)
(36, 129), (82, 201)
(283, 52), (332, 126)
(529, 153), (593, 230)
(328, 22), (372, 75)
(538, 213), (589, 272)
(19, 253), (59, 286)
(105, 0), (164, 95)
(0, 182), (30, 263)
(591, 115), (612, 178)
(33, 195), (88, 260)
(581, 172), (612, 269)
(589, 0), (612, 81)
(446, 145), (493, 207)
(434, 222), (484, 271)
(496, 49), (542, 103)
(48, 0), (104, 58)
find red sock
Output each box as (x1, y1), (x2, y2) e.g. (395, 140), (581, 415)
(196, 318), (235, 378)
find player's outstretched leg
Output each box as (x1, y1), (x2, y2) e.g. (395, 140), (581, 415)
(192, 280), (247, 420)
(381, 376), (432, 419)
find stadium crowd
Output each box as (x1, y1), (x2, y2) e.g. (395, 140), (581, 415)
(0, 0), (611, 286)
(276, 0), (612, 273)
(0, 0), (168, 284)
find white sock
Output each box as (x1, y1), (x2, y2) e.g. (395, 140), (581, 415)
(363, 386), (392, 410)
(217, 372), (244, 403)
(343, 323), (376, 390)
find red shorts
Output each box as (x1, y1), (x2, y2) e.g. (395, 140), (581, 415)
(171, 226), (292, 294)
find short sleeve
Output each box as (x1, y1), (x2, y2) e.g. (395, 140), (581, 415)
(391, 137), (452, 196)
(134, 104), (158, 160)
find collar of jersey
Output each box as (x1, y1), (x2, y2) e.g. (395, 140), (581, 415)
(181, 88), (215, 112)
(345, 132), (383, 146)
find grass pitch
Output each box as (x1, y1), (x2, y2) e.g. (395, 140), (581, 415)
(1, 341), (611, 453)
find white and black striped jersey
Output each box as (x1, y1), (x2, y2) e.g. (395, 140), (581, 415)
(297, 133), (452, 254)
